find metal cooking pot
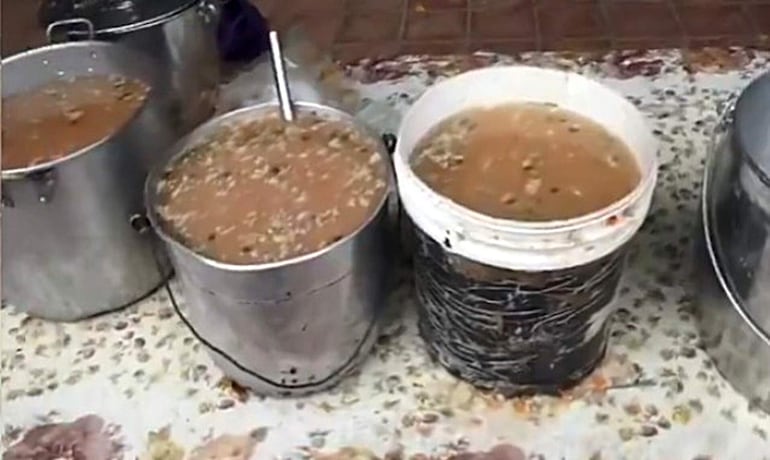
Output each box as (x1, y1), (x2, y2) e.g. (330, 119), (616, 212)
(145, 102), (397, 397)
(1, 41), (176, 321)
(695, 70), (770, 413)
(40, 0), (221, 131)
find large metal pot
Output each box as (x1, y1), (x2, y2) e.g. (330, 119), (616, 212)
(40, 0), (221, 131)
(145, 102), (397, 397)
(695, 70), (770, 413)
(1, 41), (176, 321)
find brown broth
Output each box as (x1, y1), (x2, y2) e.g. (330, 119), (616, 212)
(411, 102), (641, 221)
(2, 75), (149, 170)
(156, 111), (388, 265)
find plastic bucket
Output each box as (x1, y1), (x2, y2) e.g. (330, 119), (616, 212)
(394, 66), (658, 394)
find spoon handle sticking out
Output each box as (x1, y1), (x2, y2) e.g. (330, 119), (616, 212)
(268, 30), (295, 122)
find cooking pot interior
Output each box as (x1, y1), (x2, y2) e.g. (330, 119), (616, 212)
(145, 101), (395, 268)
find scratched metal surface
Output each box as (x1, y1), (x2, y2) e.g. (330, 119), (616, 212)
(3, 49), (770, 460)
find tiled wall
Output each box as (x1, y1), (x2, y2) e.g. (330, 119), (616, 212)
(1, 0), (47, 57)
(257, 0), (770, 62)
(2, 0), (769, 60)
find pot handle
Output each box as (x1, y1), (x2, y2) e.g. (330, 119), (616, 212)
(381, 132), (403, 251)
(196, 0), (221, 25)
(46, 18), (96, 43)
(382, 132), (396, 155)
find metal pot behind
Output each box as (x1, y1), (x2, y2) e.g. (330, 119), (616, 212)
(2, 41), (177, 321)
(42, 0), (221, 131)
(146, 102), (396, 397)
(695, 71), (770, 413)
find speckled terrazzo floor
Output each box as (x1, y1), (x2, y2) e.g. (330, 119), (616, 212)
(3, 48), (770, 460)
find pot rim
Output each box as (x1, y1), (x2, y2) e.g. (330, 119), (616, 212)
(1, 40), (155, 179)
(145, 101), (395, 272)
(701, 129), (770, 346)
(733, 69), (770, 187)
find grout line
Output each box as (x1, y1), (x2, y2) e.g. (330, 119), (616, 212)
(332, 1), (349, 45)
(741, 2), (763, 46)
(596, 0), (616, 50)
(465, 0), (472, 52)
(666, 0), (688, 49)
(530, 0), (541, 51)
(397, 0), (410, 53)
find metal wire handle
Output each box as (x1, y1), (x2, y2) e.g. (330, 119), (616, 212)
(133, 219), (381, 392)
(162, 275), (380, 391)
(46, 18), (95, 43)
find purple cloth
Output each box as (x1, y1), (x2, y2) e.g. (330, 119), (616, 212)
(217, 0), (270, 62)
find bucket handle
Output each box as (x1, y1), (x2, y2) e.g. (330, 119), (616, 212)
(132, 212), (384, 392)
(46, 18), (96, 43)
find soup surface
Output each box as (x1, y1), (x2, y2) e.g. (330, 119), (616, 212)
(411, 103), (641, 221)
(156, 111), (388, 265)
(2, 75), (149, 170)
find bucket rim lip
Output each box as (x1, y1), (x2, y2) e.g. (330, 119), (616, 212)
(145, 101), (395, 272)
(394, 64), (659, 235)
(1, 40), (156, 178)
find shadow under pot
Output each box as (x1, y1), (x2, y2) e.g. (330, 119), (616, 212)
(1, 41), (177, 321)
(145, 102), (397, 397)
(394, 66), (659, 395)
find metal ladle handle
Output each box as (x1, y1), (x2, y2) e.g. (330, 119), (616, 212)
(268, 30), (295, 122)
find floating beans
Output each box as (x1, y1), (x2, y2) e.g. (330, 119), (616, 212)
(411, 102), (641, 222)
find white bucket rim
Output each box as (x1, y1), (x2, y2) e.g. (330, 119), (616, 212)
(394, 65), (659, 271)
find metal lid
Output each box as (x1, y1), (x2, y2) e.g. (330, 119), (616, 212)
(734, 70), (770, 182)
(40, 0), (198, 35)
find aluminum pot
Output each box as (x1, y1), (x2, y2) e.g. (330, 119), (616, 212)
(1, 41), (177, 321)
(145, 102), (396, 397)
(695, 70), (770, 413)
(41, 0), (221, 131)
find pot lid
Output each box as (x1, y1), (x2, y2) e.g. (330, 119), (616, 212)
(734, 70), (770, 182)
(40, 0), (199, 35)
